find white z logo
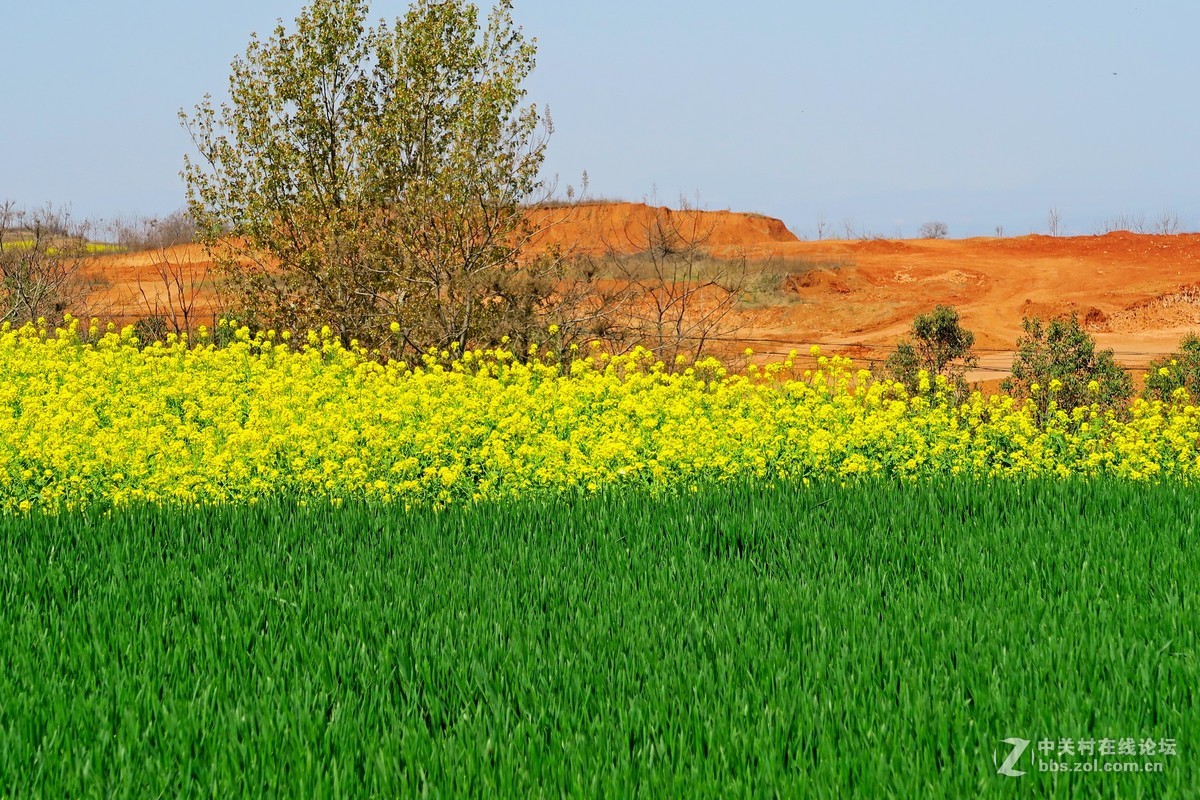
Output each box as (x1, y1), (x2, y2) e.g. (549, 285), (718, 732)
(994, 738), (1031, 777)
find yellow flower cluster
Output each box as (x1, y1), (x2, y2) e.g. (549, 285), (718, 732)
(2, 318), (1199, 513)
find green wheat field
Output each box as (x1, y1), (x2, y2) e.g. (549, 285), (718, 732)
(1, 479), (1195, 797)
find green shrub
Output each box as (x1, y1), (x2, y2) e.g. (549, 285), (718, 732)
(133, 315), (168, 345)
(883, 305), (977, 398)
(1002, 314), (1132, 418)
(1142, 333), (1200, 402)
(212, 311), (261, 348)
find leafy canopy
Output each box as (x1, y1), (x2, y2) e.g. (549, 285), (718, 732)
(1002, 313), (1132, 416)
(182, 0), (549, 351)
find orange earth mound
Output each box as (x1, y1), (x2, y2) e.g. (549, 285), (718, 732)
(523, 201), (800, 255)
(84, 202), (1200, 383)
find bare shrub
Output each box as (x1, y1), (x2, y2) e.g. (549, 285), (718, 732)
(0, 202), (94, 326)
(1154, 210), (1181, 236)
(1096, 211), (1183, 236)
(134, 245), (217, 337)
(584, 197), (749, 367)
(1097, 212), (1147, 234)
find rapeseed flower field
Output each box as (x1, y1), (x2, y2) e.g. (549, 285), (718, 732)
(2, 315), (1199, 513)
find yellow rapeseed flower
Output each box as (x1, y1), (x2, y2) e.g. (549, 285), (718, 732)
(0, 320), (1196, 515)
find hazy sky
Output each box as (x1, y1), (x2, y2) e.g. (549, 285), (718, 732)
(4, 1), (1197, 238)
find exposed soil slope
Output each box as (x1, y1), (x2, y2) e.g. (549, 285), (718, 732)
(85, 203), (1200, 381)
(736, 231), (1200, 380)
(525, 202), (799, 255)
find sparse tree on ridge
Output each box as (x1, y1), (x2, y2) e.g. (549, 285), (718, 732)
(1047, 207), (1063, 237)
(181, 0), (557, 352)
(918, 221), (948, 240)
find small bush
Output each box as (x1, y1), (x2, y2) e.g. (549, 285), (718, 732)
(883, 341), (921, 391)
(1142, 333), (1200, 402)
(213, 312), (262, 348)
(1002, 314), (1132, 417)
(884, 305), (977, 398)
(133, 316), (168, 345)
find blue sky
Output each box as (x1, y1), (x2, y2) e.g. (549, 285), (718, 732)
(3, 1), (1197, 237)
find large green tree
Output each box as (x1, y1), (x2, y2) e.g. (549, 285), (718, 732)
(182, 0), (551, 350)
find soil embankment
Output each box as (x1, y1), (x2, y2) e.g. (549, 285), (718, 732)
(86, 203), (1200, 380)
